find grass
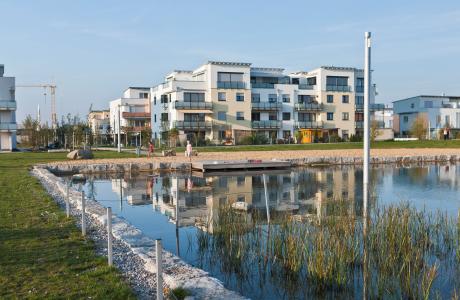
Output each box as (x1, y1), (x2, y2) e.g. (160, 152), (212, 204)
(0, 151), (137, 299)
(174, 139), (460, 153)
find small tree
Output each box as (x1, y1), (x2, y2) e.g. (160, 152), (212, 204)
(411, 115), (428, 140)
(168, 128), (179, 148)
(370, 120), (381, 142)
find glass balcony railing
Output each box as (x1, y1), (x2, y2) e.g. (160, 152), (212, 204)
(174, 101), (213, 110)
(294, 121), (323, 129)
(173, 121), (212, 130)
(251, 82), (275, 89)
(355, 103), (385, 111)
(355, 121), (364, 129)
(251, 120), (281, 129)
(0, 100), (16, 110)
(217, 81), (246, 89)
(294, 103), (323, 111)
(326, 85), (351, 92)
(0, 123), (17, 131)
(251, 102), (282, 111)
(355, 86), (364, 93)
(298, 84), (315, 90)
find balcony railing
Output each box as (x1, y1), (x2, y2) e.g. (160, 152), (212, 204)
(294, 103), (323, 111)
(251, 120), (281, 129)
(355, 103), (386, 111)
(298, 84), (315, 90)
(355, 121), (364, 129)
(174, 101), (213, 110)
(0, 100), (16, 110)
(355, 86), (364, 93)
(217, 81), (246, 89)
(0, 123), (17, 131)
(251, 102), (282, 111)
(173, 121), (212, 130)
(294, 121), (323, 129)
(160, 121), (170, 131)
(251, 82), (275, 89)
(326, 85), (351, 92)
(122, 112), (150, 119)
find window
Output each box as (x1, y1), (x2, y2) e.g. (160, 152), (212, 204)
(298, 113), (316, 121)
(217, 72), (243, 82)
(160, 95), (168, 104)
(154, 96), (157, 105)
(184, 113), (205, 122)
(355, 96), (364, 105)
(161, 113), (168, 122)
(282, 94), (290, 103)
(327, 95), (334, 103)
(282, 112), (291, 121)
(269, 113), (277, 121)
(218, 92), (226, 101)
(403, 116), (409, 123)
(217, 111), (227, 121)
(251, 93), (260, 103)
(326, 76), (348, 86)
(218, 130), (227, 140)
(342, 95), (349, 103)
(283, 130), (291, 139)
(236, 112), (244, 120)
(139, 92), (149, 99)
(184, 92), (205, 102)
(251, 112), (260, 121)
(356, 78), (364, 92)
(327, 112), (334, 121)
(342, 112), (349, 121)
(410, 103), (415, 109)
(355, 112), (364, 121)
(342, 130), (349, 140)
(445, 115), (450, 125)
(237, 195), (245, 202)
(268, 94), (277, 103)
(237, 176), (245, 186)
(291, 78), (300, 84)
(298, 95), (315, 103)
(307, 77), (317, 85)
(424, 101), (433, 108)
(236, 93), (244, 101)
(154, 114), (157, 122)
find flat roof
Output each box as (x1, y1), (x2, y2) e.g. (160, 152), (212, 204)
(127, 87), (150, 90)
(207, 61), (251, 67)
(393, 95), (460, 103)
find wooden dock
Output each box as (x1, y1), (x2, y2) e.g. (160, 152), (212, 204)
(192, 159), (291, 172)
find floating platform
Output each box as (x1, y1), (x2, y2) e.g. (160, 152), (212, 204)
(192, 159), (291, 172)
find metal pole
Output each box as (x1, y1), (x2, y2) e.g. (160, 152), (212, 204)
(66, 183), (70, 218)
(117, 104), (121, 153)
(364, 32), (371, 186)
(156, 239), (163, 300)
(107, 207), (113, 266)
(263, 174), (270, 224)
(81, 191), (86, 236)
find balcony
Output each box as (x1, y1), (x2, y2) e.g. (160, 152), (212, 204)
(294, 121), (323, 129)
(0, 123), (17, 132)
(122, 112), (150, 119)
(251, 120), (281, 129)
(355, 103), (386, 111)
(251, 102), (282, 111)
(326, 85), (351, 92)
(174, 101), (213, 110)
(173, 121), (212, 130)
(355, 121), (364, 129)
(294, 103), (323, 111)
(0, 100), (16, 110)
(217, 81), (246, 89)
(251, 82), (275, 89)
(355, 86), (364, 93)
(298, 84), (315, 90)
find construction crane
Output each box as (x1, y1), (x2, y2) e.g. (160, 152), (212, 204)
(16, 84), (57, 129)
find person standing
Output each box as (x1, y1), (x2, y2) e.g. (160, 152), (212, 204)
(443, 127), (448, 140)
(148, 141), (155, 158)
(186, 140), (193, 161)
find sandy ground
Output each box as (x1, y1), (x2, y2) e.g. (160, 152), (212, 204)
(47, 148), (460, 166)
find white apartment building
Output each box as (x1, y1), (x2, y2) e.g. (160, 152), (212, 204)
(109, 87), (151, 146)
(151, 61), (381, 145)
(393, 95), (460, 138)
(88, 110), (110, 135)
(0, 64), (17, 151)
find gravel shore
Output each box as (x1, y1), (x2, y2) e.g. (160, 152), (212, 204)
(46, 148), (460, 167)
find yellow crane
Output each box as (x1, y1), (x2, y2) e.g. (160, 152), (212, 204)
(16, 84), (57, 129)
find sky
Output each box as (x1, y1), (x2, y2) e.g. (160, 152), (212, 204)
(1, 0), (460, 125)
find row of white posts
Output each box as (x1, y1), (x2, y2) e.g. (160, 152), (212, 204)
(66, 184), (164, 300)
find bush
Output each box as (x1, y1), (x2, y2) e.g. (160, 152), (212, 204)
(349, 134), (362, 142)
(239, 133), (269, 145)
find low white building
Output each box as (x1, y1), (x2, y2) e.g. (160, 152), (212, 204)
(393, 95), (460, 138)
(109, 87), (151, 146)
(0, 64), (17, 151)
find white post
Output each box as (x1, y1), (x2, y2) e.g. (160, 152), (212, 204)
(263, 174), (270, 224)
(156, 239), (163, 300)
(428, 121), (431, 140)
(66, 183), (70, 218)
(363, 31), (371, 186)
(117, 104), (121, 153)
(81, 191), (86, 236)
(107, 207), (113, 266)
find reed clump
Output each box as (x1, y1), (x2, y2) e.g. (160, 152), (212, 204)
(196, 202), (460, 298)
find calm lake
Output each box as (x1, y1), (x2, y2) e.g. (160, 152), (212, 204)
(65, 163), (460, 299)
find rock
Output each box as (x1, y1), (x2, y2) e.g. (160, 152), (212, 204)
(162, 150), (176, 157)
(67, 149), (94, 160)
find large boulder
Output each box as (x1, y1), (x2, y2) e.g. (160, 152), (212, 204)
(67, 149), (94, 160)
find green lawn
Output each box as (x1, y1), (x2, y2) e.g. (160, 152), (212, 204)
(173, 139), (460, 153)
(0, 152), (137, 299)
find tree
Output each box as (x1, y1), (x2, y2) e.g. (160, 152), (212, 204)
(370, 120), (381, 142)
(168, 128), (179, 148)
(21, 115), (39, 148)
(410, 115), (428, 140)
